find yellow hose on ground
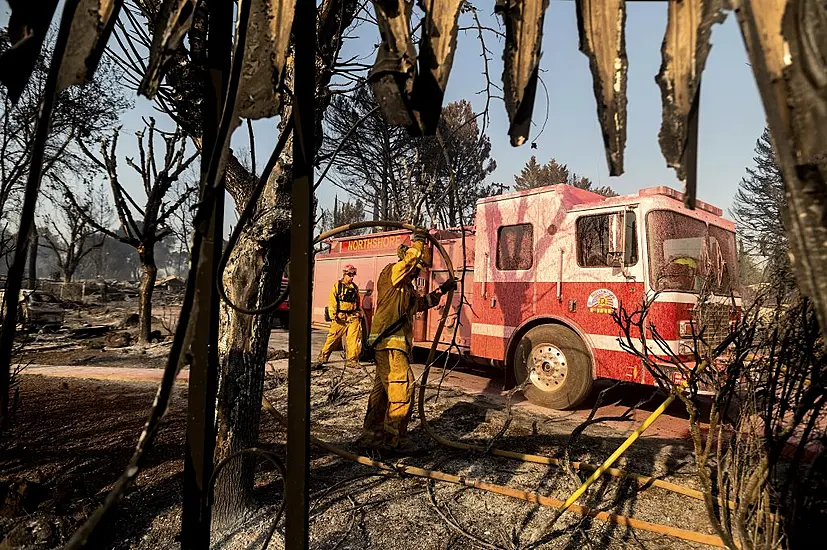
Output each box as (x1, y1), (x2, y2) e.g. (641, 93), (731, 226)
(262, 396), (725, 548)
(557, 364), (706, 514)
(417, 402), (720, 503)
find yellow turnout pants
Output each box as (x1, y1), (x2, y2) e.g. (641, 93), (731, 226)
(318, 314), (362, 367)
(362, 349), (414, 446)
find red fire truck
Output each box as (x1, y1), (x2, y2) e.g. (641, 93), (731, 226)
(271, 276), (290, 329)
(312, 185), (740, 410)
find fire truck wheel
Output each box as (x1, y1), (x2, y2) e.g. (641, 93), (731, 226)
(513, 324), (593, 410)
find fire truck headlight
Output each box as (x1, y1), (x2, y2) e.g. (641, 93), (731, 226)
(679, 320), (695, 338)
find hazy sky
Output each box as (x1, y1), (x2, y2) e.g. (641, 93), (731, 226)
(3, 2), (767, 236)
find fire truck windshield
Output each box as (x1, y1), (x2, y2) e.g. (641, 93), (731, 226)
(646, 210), (739, 295)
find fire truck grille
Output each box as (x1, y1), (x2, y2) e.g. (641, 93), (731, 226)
(695, 303), (730, 351)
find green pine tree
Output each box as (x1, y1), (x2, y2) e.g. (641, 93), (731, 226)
(513, 156), (617, 197)
(732, 128), (794, 292)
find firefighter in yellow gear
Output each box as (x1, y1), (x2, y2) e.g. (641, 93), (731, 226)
(672, 256), (698, 269)
(358, 232), (457, 455)
(317, 264), (363, 368)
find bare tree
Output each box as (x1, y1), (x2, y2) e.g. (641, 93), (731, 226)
(614, 286), (827, 550)
(64, 119), (198, 342)
(166, 173), (198, 276)
(320, 195), (368, 239)
(40, 184), (110, 283)
(420, 99), (503, 227)
(322, 85), (414, 222)
(614, 290), (742, 548)
(323, 92), (501, 227)
(0, 29), (127, 273)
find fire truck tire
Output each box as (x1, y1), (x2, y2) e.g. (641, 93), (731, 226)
(513, 324), (593, 410)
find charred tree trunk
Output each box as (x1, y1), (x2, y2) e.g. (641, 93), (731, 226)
(137, 244), (158, 343)
(27, 227), (38, 289)
(213, 157), (291, 529)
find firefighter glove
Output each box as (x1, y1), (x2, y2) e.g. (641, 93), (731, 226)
(439, 278), (458, 294)
(412, 230), (428, 243)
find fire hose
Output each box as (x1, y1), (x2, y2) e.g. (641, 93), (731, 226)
(265, 221), (728, 547)
(262, 397), (724, 547)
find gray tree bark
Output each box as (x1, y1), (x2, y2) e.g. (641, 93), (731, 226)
(212, 151), (292, 528)
(137, 245), (158, 344)
(27, 227), (38, 289)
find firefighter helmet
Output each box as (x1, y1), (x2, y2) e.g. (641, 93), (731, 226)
(396, 243), (432, 269)
(343, 264), (357, 276)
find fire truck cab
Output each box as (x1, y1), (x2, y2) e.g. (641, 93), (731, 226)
(312, 185), (740, 410)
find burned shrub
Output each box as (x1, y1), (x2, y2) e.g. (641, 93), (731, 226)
(615, 292), (826, 550)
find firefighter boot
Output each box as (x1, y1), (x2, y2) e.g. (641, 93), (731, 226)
(383, 437), (427, 457)
(354, 429), (385, 451)
(312, 352), (329, 371)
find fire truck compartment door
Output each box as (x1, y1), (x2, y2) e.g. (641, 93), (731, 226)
(426, 269), (473, 349)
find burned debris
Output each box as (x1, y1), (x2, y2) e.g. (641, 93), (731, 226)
(655, 0), (726, 207)
(496, 0), (549, 147)
(414, 0), (464, 135)
(234, 0), (296, 120)
(369, 0), (420, 129)
(575, 0), (628, 176)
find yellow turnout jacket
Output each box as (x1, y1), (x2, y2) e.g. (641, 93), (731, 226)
(368, 241), (439, 354)
(328, 279), (360, 317)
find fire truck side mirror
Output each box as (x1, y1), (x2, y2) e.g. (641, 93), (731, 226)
(608, 210), (636, 268)
(623, 210), (636, 266)
(608, 212), (625, 267)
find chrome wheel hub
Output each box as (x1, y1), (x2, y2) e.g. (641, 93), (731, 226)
(529, 344), (567, 392)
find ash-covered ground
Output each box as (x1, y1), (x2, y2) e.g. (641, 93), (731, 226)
(1, 332), (717, 549)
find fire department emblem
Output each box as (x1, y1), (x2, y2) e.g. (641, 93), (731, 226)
(587, 289), (618, 314)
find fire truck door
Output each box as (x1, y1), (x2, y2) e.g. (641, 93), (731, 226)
(486, 196), (540, 316)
